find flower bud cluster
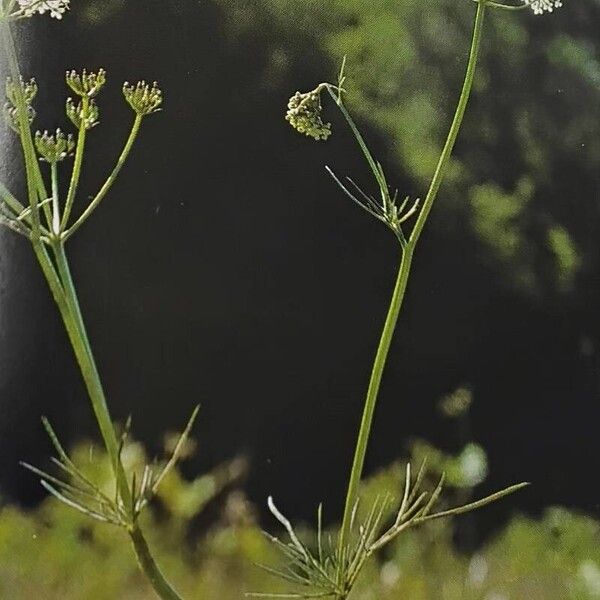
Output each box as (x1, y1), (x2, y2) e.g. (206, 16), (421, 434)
(286, 87), (332, 141)
(525, 0), (562, 14)
(66, 68), (107, 98)
(34, 128), (75, 163)
(3, 77), (37, 133)
(6, 77), (38, 107)
(123, 81), (163, 116)
(16, 0), (70, 19)
(66, 97), (100, 130)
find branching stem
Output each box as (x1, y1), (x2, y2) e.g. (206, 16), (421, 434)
(1, 17), (183, 600)
(64, 113), (142, 240)
(61, 95), (89, 229)
(336, 1), (488, 593)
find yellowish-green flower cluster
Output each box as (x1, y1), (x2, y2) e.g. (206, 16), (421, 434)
(66, 68), (107, 98)
(123, 81), (163, 116)
(286, 86), (332, 141)
(34, 128), (75, 163)
(66, 97), (99, 130)
(3, 77), (37, 133)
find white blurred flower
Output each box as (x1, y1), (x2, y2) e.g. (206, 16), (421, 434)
(380, 561), (401, 588)
(576, 561), (600, 598)
(524, 0), (563, 15)
(468, 554), (489, 588)
(17, 0), (70, 19)
(458, 443), (488, 487)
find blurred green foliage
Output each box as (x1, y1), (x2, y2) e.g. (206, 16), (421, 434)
(1, 438), (599, 599)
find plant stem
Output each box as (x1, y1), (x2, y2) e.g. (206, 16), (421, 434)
(130, 524), (183, 600)
(409, 0), (487, 248)
(60, 96), (89, 230)
(63, 113), (142, 240)
(1, 18), (183, 600)
(336, 246), (413, 585)
(49, 244), (184, 600)
(1, 19), (41, 234)
(51, 243), (129, 491)
(336, 1), (487, 592)
(50, 161), (60, 234)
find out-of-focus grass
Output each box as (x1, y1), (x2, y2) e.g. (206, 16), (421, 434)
(0, 440), (599, 599)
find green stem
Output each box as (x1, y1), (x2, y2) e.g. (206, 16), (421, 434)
(485, 1), (527, 10)
(39, 163), (54, 232)
(2, 2), (17, 17)
(51, 243), (128, 491)
(410, 0), (487, 248)
(336, 246), (413, 581)
(60, 96), (89, 230)
(1, 18), (182, 600)
(63, 113), (142, 240)
(1, 19), (41, 234)
(50, 161), (60, 234)
(336, 1), (487, 592)
(50, 244), (183, 600)
(130, 525), (183, 600)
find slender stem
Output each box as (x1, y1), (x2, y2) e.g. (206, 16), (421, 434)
(60, 96), (88, 230)
(1, 19), (54, 234)
(0, 180), (35, 226)
(336, 1), (487, 592)
(2, 16), (182, 600)
(130, 524), (183, 600)
(1, 19), (41, 234)
(51, 242), (130, 499)
(336, 246), (413, 580)
(327, 87), (385, 192)
(39, 163), (54, 232)
(50, 244), (183, 600)
(4, 1), (17, 17)
(50, 161), (60, 234)
(485, 1), (527, 10)
(410, 0), (487, 248)
(31, 241), (67, 307)
(63, 113), (142, 240)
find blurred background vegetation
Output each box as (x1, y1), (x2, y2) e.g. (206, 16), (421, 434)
(2, 431), (600, 598)
(0, 0), (599, 596)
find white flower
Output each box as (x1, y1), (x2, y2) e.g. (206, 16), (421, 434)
(524, 0), (563, 15)
(17, 0), (70, 19)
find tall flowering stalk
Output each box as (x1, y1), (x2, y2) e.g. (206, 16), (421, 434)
(256, 0), (562, 598)
(0, 3), (194, 599)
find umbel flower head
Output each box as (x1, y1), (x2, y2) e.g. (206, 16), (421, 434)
(66, 69), (107, 98)
(66, 97), (99, 130)
(5, 76), (38, 107)
(17, 0), (70, 19)
(286, 84), (332, 141)
(525, 0), (563, 14)
(34, 129), (75, 163)
(123, 81), (163, 116)
(3, 77), (37, 133)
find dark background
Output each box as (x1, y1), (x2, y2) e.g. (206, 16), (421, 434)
(0, 0), (599, 532)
